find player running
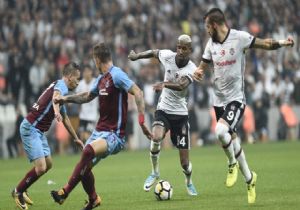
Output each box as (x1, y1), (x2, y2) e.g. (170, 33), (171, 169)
(12, 62), (84, 210)
(128, 34), (198, 196)
(193, 8), (294, 204)
(50, 43), (152, 210)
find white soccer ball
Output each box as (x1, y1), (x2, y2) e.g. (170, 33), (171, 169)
(154, 180), (173, 200)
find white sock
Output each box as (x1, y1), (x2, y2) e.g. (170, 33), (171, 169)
(215, 123), (236, 165)
(232, 137), (252, 182)
(150, 141), (161, 175)
(182, 162), (193, 185)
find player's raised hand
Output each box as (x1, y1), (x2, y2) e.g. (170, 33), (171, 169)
(138, 114), (153, 140)
(286, 36), (294, 47)
(152, 82), (165, 92)
(53, 95), (66, 104)
(193, 67), (204, 82)
(74, 138), (84, 150)
(54, 112), (62, 122)
(128, 50), (139, 61)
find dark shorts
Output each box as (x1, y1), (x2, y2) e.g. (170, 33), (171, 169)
(79, 120), (96, 133)
(152, 110), (190, 149)
(214, 101), (245, 133)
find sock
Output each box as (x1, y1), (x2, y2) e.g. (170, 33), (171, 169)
(182, 162), (193, 185)
(16, 167), (40, 193)
(81, 171), (97, 201)
(215, 123), (236, 165)
(150, 141), (161, 175)
(64, 144), (95, 194)
(232, 137), (252, 182)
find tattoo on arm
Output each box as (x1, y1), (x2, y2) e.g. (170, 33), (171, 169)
(129, 84), (145, 114)
(253, 38), (282, 50)
(137, 49), (159, 59)
(65, 92), (96, 104)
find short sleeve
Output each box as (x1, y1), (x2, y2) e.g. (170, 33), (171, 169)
(238, 30), (255, 50)
(90, 75), (102, 95)
(54, 80), (68, 96)
(158, 49), (174, 64)
(111, 67), (134, 92)
(202, 39), (212, 62)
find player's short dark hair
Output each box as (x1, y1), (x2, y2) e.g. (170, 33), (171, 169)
(93, 43), (112, 63)
(62, 62), (80, 76)
(204, 8), (226, 25)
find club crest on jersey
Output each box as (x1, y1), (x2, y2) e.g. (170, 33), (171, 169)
(230, 104), (236, 110)
(105, 80), (110, 88)
(220, 49), (225, 56)
(230, 48), (235, 55)
(167, 70), (171, 74)
(175, 72), (179, 78)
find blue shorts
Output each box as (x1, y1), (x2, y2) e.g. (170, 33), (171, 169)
(20, 119), (50, 162)
(85, 130), (126, 165)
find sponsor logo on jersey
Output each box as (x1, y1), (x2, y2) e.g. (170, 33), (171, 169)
(175, 72), (179, 78)
(167, 70), (171, 74)
(105, 80), (110, 88)
(215, 59), (236, 67)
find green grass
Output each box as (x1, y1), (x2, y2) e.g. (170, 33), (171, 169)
(1, 141), (300, 210)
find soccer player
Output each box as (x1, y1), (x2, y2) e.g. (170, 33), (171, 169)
(12, 62), (84, 210)
(51, 43), (152, 210)
(76, 65), (98, 142)
(128, 34), (198, 196)
(193, 8), (294, 204)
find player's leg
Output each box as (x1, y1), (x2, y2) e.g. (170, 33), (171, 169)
(80, 132), (125, 209)
(171, 117), (197, 196)
(179, 149), (198, 196)
(143, 124), (164, 191)
(51, 142), (99, 204)
(144, 110), (169, 191)
(214, 105), (238, 187)
(12, 121), (48, 210)
(232, 134), (257, 203)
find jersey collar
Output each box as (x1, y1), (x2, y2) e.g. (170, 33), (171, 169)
(214, 28), (231, 44)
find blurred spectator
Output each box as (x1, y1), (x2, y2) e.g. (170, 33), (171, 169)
(76, 65), (98, 142)
(6, 106), (24, 158)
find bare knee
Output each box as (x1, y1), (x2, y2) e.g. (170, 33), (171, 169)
(35, 164), (47, 176)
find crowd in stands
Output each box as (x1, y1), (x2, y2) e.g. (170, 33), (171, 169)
(0, 0), (299, 157)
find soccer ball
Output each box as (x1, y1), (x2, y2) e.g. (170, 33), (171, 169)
(154, 180), (173, 200)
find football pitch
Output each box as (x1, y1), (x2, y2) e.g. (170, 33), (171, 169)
(1, 141), (299, 210)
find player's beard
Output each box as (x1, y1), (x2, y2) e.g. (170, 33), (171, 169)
(211, 29), (219, 42)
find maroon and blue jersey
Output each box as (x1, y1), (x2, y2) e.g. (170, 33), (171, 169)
(26, 80), (68, 132)
(91, 66), (134, 138)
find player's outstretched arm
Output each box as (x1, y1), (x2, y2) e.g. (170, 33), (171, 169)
(54, 91), (97, 105)
(61, 113), (84, 150)
(153, 76), (192, 92)
(128, 84), (153, 140)
(128, 49), (159, 61)
(253, 36), (294, 50)
(193, 61), (210, 82)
